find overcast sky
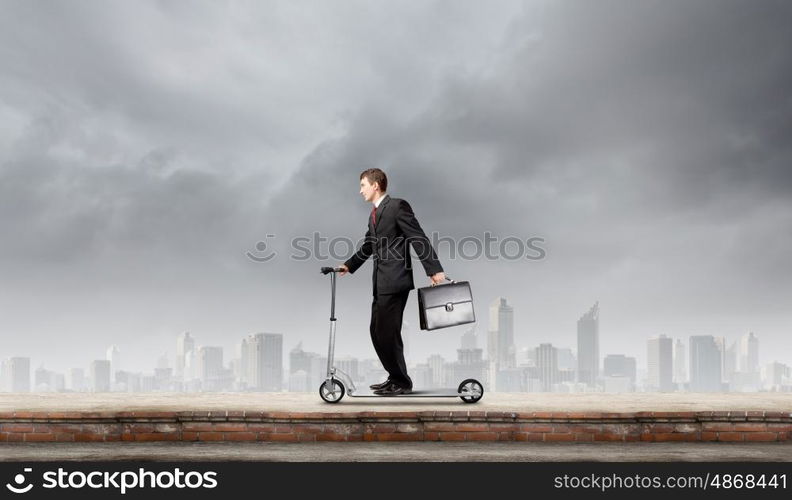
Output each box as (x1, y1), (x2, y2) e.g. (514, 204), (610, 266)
(1, 0), (791, 375)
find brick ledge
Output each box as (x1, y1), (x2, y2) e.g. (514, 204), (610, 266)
(1, 410), (790, 443)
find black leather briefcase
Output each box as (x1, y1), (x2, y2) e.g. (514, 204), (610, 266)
(417, 278), (476, 331)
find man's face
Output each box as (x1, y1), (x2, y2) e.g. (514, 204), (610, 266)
(359, 177), (380, 202)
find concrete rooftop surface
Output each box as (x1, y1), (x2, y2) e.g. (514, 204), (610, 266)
(1, 392), (790, 413)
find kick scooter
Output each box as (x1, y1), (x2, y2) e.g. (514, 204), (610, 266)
(318, 266), (484, 404)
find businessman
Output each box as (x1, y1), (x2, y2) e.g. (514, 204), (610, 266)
(339, 168), (445, 396)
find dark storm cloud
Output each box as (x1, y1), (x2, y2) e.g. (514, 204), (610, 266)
(266, 0), (792, 360)
(1, 0), (791, 371)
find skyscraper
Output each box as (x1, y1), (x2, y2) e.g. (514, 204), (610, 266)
(724, 340), (738, 384)
(535, 343), (558, 392)
(290, 342), (314, 375)
(106, 345), (121, 385)
(729, 332), (761, 391)
(336, 356), (360, 382)
(576, 302), (599, 387)
(176, 332), (195, 379)
(739, 332), (759, 374)
(556, 348), (576, 372)
(689, 335), (723, 392)
(764, 361), (790, 391)
(451, 329), (486, 388)
(647, 335), (674, 392)
(196, 346), (224, 382)
(673, 339), (687, 386)
(427, 354), (445, 389)
(34, 365), (57, 392)
(67, 367), (85, 392)
(90, 360), (111, 392)
(489, 297), (515, 390)
(602, 353), (636, 392)
(245, 333), (283, 391)
(2, 357), (30, 392)
(602, 354), (637, 384)
(460, 328), (478, 350)
(488, 297), (515, 367)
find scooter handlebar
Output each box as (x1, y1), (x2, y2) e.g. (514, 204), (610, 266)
(320, 266), (345, 275)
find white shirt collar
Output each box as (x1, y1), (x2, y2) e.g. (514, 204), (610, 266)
(373, 193), (387, 208)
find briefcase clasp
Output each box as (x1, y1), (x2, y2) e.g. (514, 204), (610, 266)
(445, 302), (454, 312)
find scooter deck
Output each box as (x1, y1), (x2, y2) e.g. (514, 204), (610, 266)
(347, 388), (467, 397)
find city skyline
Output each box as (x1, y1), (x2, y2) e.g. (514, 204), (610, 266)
(3, 299), (789, 393)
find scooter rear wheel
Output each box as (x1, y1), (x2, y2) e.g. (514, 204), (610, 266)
(319, 379), (345, 403)
(458, 378), (483, 403)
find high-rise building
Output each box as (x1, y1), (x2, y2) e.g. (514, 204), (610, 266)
(460, 328), (478, 350)
(196, 346), (224, 383)
(452, 328), (486, 386)
(556, 348), (576, 372)
(535, 343), (558, 392)
(289, 342), (319, 390)
(90, 360), (111, 392)
(448, 346), (487, 388)
(67, 368), (85, 392)
(427, 354), (445, 389)
(311, 355), (329, 389)
(489, 297), (515, 391)
(602, 354), (636, 392)
(337, 356), (360, 382)
(244, 333), (283, 391)
(647, 335), (674, 392)
(489, 298), (515, 363)
(2, 357), (31, 392)
(34, 366), (58, 392)
(176, 332), (195, 378)
(106, 345), (121, 384)
(156, 353), (170, 370)
(739, 332), (759, 374)
(673, 339), (687, 386)
(411, 363), (433, 389)
(290, 342), (312, 374)
(714, 336), (728, 384)
(724, 340), (738, 383)
(288, 370), (310, 392)
(726, 332), (762, 391)
(763, 362), (790, 391)
(602, 354), (637, 385)
(576, 302), (599, 387)
(689, 336), (723, 392)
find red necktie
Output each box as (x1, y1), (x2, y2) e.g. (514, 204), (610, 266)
(371, 206), (376, 225)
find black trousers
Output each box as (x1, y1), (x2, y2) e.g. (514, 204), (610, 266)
(369, 290), (412, 389)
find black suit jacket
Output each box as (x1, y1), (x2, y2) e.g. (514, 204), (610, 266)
(344, 194), (443, 295)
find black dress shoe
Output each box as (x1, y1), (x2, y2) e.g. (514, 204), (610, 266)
(374, 382), (412, 396)
(369, 379), (392, 390)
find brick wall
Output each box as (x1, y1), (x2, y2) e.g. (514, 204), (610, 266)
(1, 410), (790, 443)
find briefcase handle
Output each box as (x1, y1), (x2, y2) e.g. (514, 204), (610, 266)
(430, 276), (457, 287)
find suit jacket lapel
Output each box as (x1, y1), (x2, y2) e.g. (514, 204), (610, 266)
(374, 194), (390, 230)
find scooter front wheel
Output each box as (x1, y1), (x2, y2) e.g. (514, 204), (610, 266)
(458, 378), (483, 404)
(319, 379), (345, 403)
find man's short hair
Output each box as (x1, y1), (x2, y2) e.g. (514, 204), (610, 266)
(360, 168), (388, 192)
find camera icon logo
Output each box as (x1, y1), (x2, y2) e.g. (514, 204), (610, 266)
(6, 468), (34, 494)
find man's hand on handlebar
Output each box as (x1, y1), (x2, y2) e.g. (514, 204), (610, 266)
(338, 264), (349, 276)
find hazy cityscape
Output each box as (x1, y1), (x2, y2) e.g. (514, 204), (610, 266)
(2, 298), (789, 394)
